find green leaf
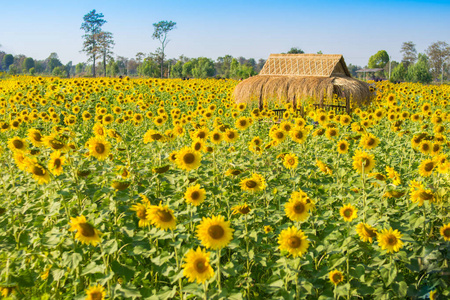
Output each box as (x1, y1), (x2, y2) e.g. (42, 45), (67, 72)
(81, 262), (105, 275)
(398, 281), (407, 297)
(103, 239), (118, 255)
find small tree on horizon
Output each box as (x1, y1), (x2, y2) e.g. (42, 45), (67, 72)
(152, 20), (176, 78)
(81, 10), (107, 77)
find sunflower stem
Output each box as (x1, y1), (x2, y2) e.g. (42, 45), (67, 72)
(172, 230), (183, 300)
(216, 249), (222, 292)
(203, 282), (208, 300)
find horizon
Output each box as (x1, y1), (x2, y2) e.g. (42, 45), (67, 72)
(1, 0), (449, 67)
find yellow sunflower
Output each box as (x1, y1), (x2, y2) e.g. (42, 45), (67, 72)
(235, 116), (250, 130)
(355, 223), (378, 243)
(8, 136), (28, 152)
(184, 184), (206, 206)
(340, 204), (358, 222)
(270, 129), (287, 143)
(285, 196), (311, 222)
(418, 158), (435, 177)
(225, 168), (242, 176)
(224, 129), (239, 143)
(27, 128), (44, 147)
(69, 215), (102, 246)
(27, 161), (51, 184)
(359, 133), (379, 149)
(440, 223), (450, 241)
(232, 203), (251, 215)
(175, 147), (202, 171)
(290, 127), (308, 144)
(48, 150), (65, 176)
(352, 150), (376, 174)
(385, 166), (401, 186)
(264, 225), (274, 233)
(240, 173), (267, 193)
(210, 130), (223, 144)
(283, 153), (299, 169)
(146, 203), (177, 231)
(336, 140), (349, 154)
(131, 202), (151, 227)
(87, 136), (111, 161)
(316, 159), (333, 175)
(85, 284), (106, 300)
(182, 247), (215, 284)
(278, 226), (309, 258)
(377, 228), (404, 253)
(329, 269), (344, 285)
(196, 215), (234, 250)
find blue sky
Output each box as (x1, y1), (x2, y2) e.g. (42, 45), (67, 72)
(1, 0), (449, 67)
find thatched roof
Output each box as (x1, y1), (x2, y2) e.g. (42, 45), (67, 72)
(234, 54), (373, 108)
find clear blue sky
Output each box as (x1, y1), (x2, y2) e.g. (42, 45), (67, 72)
(1, 0), (449, 67)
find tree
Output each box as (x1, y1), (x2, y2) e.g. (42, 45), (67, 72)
(22, 57), (35, 72)
(170, 61), (183, 78)
(138, 57), (159, 77)
(406, 53), (432, 84)
(2, 54), (13, 71)
(81, 10), (107, 77)
(192, 57), (215, 78)
(46, 53), (62, 73)
(75, 63), (85, 75)
(400, 41), (417, 68)
(426, 41), (450, 79)
(347, 63), (361, 78)
(287, 47), (305, 54)
(152, 20), (176, 78)
(368, 50), (389, 69)
(390, 63), (406, 82)
(97, 31), (114, 76)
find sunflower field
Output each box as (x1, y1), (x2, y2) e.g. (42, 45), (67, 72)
(0, 76), (449, 300)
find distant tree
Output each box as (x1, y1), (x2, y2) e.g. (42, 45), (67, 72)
(14, 55), (26, 72)
(230, 58), (240, 79)
(97, 31), (114, 76)
(116, 56), (128, 75)
(400, 41), (417, 68)
(29, 67), (36, 76)
(426, 41), (450, 79)
(256, 59), (266, 73)
(287, 47), (305, 54)
(81, 10), (107, 77)
(75, 62), (85, 74)
(406, 53), (432, 84)
(135, 52), (145, 64)
(152, 20), (176, 78)
(192, 57), (215, 78)
(182, 61), (194, 78)
(106, 59), (119, 77)
(127, 59), (139, 75)
(8, 65), (18, 75)
(368, 50), (389, 69)
(170, 61), (183, 78)
(317, 51), (323, 54)
(22, 57), (35, 72)
(47, 53), (62, 73)
(138, 58), (159, 77)
(347, 63), (361, 77)
(2, 54), (14, 70)
(52, 66), (67, 77)
(65, 61), (73, 77)
(390, 62), (406, 82)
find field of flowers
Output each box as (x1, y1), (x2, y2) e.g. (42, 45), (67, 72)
(0, 76), (449, 300)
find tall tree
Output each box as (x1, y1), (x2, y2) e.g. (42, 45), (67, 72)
(97, 31), (114, 76)
(400, 41), (417, 68)
(2, 54), (13, 71)
(152, 20), (176, 78)
(22, 57), (35, 72)
(81, 10), (107, 77)
(368, 50), (389, 69)
(426, 41), (450, 79)
(406, 53), (432, 84)
(46, 53), (62, 73)
(287, 47), (305, 54)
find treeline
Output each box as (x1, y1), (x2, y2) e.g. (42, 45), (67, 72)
(0, 51), (265, 79)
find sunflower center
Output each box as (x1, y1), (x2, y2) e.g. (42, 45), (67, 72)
(194, 143), (202, 151)
(32, 165), (45, 176)
(208, 225), (225, 239)
(12, 139), (24, 149)
(90, 291), (103, 300)
(275, 132), (284, 139)
(183, 153), (195, 164)
(95, 143), (105, 154)
(332, 273), (342, 283)
(157, 210), (173, 222)
(419, 191), (433, 200)
(288, 158), (295, 165)
(362, 158), (370, 167)
(287, 236), (302, 249)
(79, 223), (96, 237)
(367, 138), (375, 146)
(387, 235), (397, 245)
(422, 144), (429, 151)
(239, 120), (247, 127)
(50, 139), (64, 149)
(424, 162), (434, 172)
(213, 133), (220, 141)
(340, 144), (347, 150)
(364, 227), (377, 237)
(343, 209), (352, 218)
(443, 228), (450, 238)
(194, 258), (208, 273)
(293, 202), (305, 214)
(245, 180), (257, 189)
(32, 132), (42, 141)
(198, 132), (206, 139)
(227, 132), (235, 139)
(295, 132), (303, 139)
(54, 158), (61, 168)
(191, 191), (200, 200)
(136, 209), (147, 220)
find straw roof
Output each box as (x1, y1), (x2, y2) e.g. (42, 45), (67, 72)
(234, 54), (373, 107)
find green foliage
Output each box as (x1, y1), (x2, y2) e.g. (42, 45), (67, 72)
(287, 47), (305, 54)
(368, 50), (389, 69)
(2, 54), (14, 70)
(81, 10), (107, 77)
(152, 20), (177, 78)
(138, 58), (160, 77)
(29, 67), (35, 76)
(406, 54), (432, 84)
(191, 57), (215, 79)
(22, 57), (34, 72)
(390, 63), (406, 82)
(47, 53), (62, 73)
(170, 61), (183, 78)
(52, 66), (67, 77)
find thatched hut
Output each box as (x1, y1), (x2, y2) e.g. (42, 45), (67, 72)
(233, 54), (373, 112)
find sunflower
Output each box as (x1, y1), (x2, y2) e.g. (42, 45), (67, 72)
(191, 128), (209, 141)
(42, 134), (69, 152)
(316, 159), (333, 175)
(27, 128), (44, 147)
(8, 136), (28, 152)
(87, 136), (111, 161)
(196, 215), (234, 250)
(355, 223), (378, 243)
(175, 147), (201, 171)
(418, 158), (435, 177)
(144, 129), (164, 143)
(131, 202), (151, 227)
(264, 225), (274, 233)
(290, 127), (307, 144)
(85, 284), (106, 300)
(270, 129), (287, 143)
(283, 153), (298, 169)
(210, 130), (223, 144)
(377, 228), (404, 253)
(340, 204), (358, 222)
(336, 140), (349, 154)
(69, 215), (102, 246)
(92, 123), (106, 136)
(240, 173), (267, 193)
(224, 129), (239, 143)
(232, 203), (251, 215)
(225, 168), (242, 176)
(182, 247), (215, 284)
(325, 127), (339, 140)
(410, 187), (435, 206)
(146, 203), (177, 231)
(285, 196), (311, 222)
(440, 223), (450, 241)
(185, 184), (206, 206)
(352, 150), (376, 174)
(27, 161), (51, 184)
(48, 150), (65, 176)
(329, 270), (344, 285)
(278, 226), (309, 258)
(360, 133), (379, 149)
(0, 286), (16, 298)
(385, 166), (401, 186)
(235, 117), (250, 130)
(418, 140), (432, 155)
